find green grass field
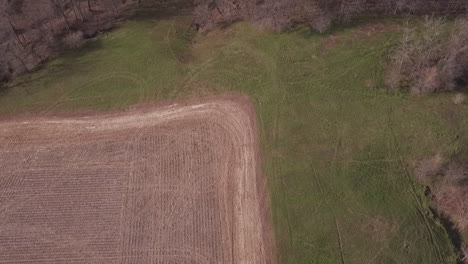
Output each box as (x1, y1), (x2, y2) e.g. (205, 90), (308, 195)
(2, 15), (468, 263)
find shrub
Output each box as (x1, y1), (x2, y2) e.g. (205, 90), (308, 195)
(454, 93), (466, 104)
(414, 154), (444, 184)
(433, 184), (468, 232)
(365, 79), (376, 89)
(62, 31), (84, 50)
(443, 162), (468, 185)
(308, 13), (333, 33)
(415, 156), (468, 236)
(193, 0), (466, 34)
(386, 17), (468, 95)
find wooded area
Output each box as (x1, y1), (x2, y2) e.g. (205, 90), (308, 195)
(1, 0), (467, 82)
(193, 0), (468, 32)
(0, 0), (189, 81)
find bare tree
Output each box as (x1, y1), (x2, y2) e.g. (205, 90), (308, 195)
(2, 0), (27, 47)
(387, 16), (468, 95)
(414, 155), (468, 238)
(51, 0), (72, 32)
(62, 30), (84, 49)
(0, 0), (133, 78)
(193, 0), (467, 33)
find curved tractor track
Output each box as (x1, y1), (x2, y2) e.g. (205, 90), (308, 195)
(0, 95), (275, 264)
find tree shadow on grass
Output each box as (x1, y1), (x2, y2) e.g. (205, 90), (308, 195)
(0, 82), (8, 96)
(0, 9), (193, 97)
(293, 15), (402, 39)
(41, 40), (105, 74)
(60, 38), (105, 62)
(1, 39), (105, 97)
(429, 205), (465, 263)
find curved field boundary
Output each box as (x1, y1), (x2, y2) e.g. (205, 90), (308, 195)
(0, 95), (275, 263)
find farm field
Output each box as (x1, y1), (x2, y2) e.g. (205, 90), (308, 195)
(1, 15), (467, 263)
(0, 96), (274, 263)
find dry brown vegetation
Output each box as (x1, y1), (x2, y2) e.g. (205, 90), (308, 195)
(415, 155), (468, 261)
(0, 96), (275, 263)
(463, 245), (468, 263)
(62, 30), (85, 49)
(387, 17), (468, 95)
(454, 93), (467, 104)
(415, 154), (445, 184)
(193, 0), (467, 32)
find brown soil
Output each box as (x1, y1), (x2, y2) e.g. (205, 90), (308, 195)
(0, 95), (275, 263)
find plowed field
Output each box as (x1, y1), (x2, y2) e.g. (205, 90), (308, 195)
(0, 96), (274, 263)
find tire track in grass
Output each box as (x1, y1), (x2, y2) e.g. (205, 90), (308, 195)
(312, 125), (347, 264)
(311, 164), (346, 264)
(277, 161), (294, 252)
(386, 106), (444, 263)
(39, 72), (148, 113)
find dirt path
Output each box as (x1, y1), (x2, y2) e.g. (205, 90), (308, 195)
(0, 95), (275, 263)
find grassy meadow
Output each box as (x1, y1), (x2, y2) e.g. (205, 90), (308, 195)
(1, 15), (467, 263)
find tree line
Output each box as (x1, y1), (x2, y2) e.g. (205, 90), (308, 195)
(0, 0), (189, 82)
(193, 0), (468, 32)
(1, 0), (467, 84)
